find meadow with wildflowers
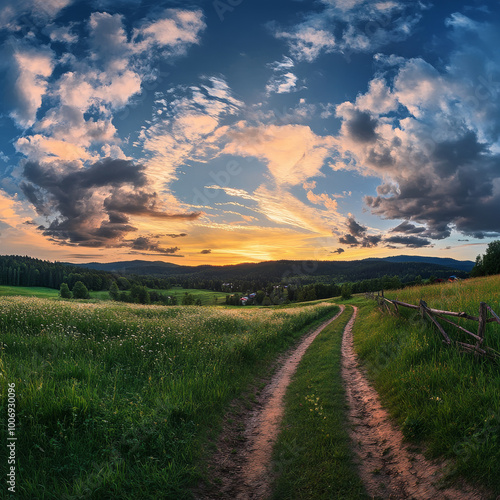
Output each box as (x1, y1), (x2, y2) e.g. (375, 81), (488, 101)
(351, 275), (500, 494)
(0, 296), (337, 499)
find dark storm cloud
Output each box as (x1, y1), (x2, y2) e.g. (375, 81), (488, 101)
(390, 221), (426, 235)
(339, 233), (359, 246)
(130, 237), (180, 254)
(20, 158), (200, 249)
(104, 189), (200, 219)
(340, 217), (431, 249)
(365, 143), (500, 240)
(347, 217), (367, 237)
(345, 110), (378, 143)
(384, 235), (432, 248)
(339, 217), (381, 248)
(336, 31), (500, 242)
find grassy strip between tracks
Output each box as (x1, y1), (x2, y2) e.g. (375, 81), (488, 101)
(271, 305), (368, 499)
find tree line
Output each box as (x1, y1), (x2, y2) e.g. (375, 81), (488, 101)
(470, 241), (500, 277)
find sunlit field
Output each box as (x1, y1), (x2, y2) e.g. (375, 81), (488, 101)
(0, 296), (337, 499)
(352, 275), (500, 493)
(388, 275), (500, 319)
(387, 275), (500, 350)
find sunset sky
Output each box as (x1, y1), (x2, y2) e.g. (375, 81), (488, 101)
(1, 0), (499, 265)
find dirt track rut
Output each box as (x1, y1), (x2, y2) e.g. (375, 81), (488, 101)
(341, 305), (485, 499)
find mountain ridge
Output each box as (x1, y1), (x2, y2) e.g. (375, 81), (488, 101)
(71, 255), (474, 282)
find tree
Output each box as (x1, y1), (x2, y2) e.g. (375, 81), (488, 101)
(60, 283), (72, 299)
(470, 255), (484, 277)
(262, 296), (272, 306)
(117, 277), (131, 290)
(481, 241), (500, 276)
(130, 285), (150, 304)
(182, 292), (195, 305)
(109, 281), (119, 301)
(72, 281), (90, 299)
(341, 283), (352, 300)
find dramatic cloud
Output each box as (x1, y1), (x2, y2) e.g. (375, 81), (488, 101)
(335, 14), (500, 240)
(390, 221), (426, 235)
(200, 249), (211, 254)
(130, 237), (180, 254)
(223, 123), (336, 186)
(384, 235), (432, 248)
(2, 43), (55, 128)
(331, 247), (345, 254)
(339, 217), (381, 247)
(20, 158), (199, 249)
(272, 0), (427, 62)
(0, 7), (208, 252)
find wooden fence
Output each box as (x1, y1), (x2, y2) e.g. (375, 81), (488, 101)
(366, 290), (500, 360)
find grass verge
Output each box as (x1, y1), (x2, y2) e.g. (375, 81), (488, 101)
(351, 291), (500, 495)
(271, 306), (368, 499)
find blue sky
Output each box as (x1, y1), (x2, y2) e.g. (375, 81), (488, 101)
(0, 0), (499, 264)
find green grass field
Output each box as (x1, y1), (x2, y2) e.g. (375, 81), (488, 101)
(0, 285), (227, 305)
(352, 276), (500, 493)
(153, 287), (228, 305)
(0, 286), (60, 298)
(0, 296), (338, 499)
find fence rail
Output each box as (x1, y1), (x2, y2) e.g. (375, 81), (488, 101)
(366, 290), (500, 360)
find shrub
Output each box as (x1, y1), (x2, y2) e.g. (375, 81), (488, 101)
(59, 283), (72, 299)
(72, 281), (90, 299)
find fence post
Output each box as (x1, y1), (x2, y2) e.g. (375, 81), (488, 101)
(476, 302), (487, 353)
(419, 299), (427, 319)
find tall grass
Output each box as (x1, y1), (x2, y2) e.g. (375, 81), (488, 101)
(387, 276), (500, 351)
(352, 277), (500, 493)
(0, 297), (338, 499)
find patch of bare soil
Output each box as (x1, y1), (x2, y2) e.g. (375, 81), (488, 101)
(194, 307), (345, 500)
(341, 305), (487, 500)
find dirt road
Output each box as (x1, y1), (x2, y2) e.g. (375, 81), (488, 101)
(341, 306), (484, 499)
(196, 307), (345, 500)
(198, 304), (486, 500)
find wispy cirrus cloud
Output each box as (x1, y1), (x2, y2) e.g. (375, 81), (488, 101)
(272, 0), (427, 62)
(137, 76), (243, 191)
(223, 123), (336, 186)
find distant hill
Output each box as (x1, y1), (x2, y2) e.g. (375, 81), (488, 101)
(74, 256), (473, 284)
(72, 260), (183, 274)
(366, 255), (475, 272)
